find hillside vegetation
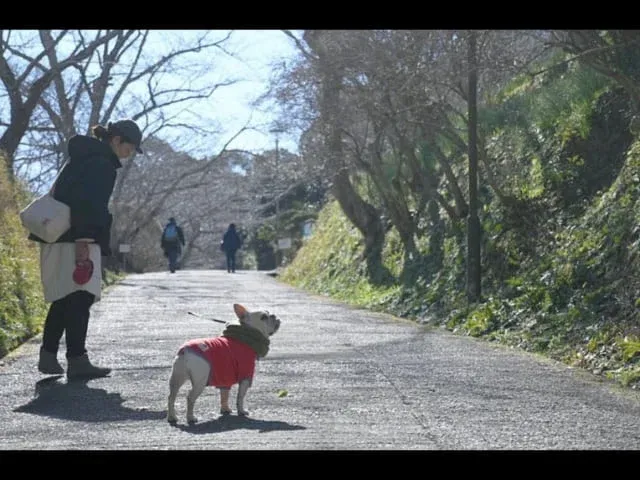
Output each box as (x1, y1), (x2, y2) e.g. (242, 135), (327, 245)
(281, 64), (640, 390)
(0, 159), (47, 358)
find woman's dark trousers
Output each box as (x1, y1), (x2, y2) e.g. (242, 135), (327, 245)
(41, 290), (95, 358)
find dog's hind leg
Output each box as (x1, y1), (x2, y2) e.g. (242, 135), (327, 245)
(167, 354), (187, 424)
(185, 352), (210, 425)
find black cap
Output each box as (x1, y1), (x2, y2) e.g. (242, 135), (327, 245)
(110, 119), (143, 154)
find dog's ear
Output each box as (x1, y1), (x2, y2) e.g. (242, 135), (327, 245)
(233, 303), (249, 319)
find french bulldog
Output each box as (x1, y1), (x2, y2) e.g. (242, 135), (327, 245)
(167, 303), (281, 425)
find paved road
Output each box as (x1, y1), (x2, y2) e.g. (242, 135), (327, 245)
(1, 270), (639, 450)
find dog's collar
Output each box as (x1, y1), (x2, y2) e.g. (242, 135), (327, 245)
(221, 324), (270, 358)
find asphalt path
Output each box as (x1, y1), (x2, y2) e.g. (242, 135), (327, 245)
(1, 270), (639, 450)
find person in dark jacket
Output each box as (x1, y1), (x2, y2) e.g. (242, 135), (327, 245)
(221, 223), (242, 273)
(31, 118), (143, 380)
(161, 217), (185, 273)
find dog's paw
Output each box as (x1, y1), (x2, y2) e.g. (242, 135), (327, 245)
(187, 416), (198, 425)
(237, 409), (250, 417)
(167, 415), (178, 425)
(220, 408), (232, 416)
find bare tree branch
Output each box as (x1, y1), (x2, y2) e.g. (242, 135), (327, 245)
(0, 29), (121, 174)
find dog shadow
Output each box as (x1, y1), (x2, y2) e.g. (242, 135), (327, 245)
(174, 415), (307, 434)
(13, 375), (166, 423)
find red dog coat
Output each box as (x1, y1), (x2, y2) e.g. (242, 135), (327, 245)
(179, 336), (257, 388)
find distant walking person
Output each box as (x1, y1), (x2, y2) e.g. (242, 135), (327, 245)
(221, 223), (242, 273)
(161, 217), (185, 273)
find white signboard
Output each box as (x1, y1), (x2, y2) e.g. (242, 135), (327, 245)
(119, 244), (131, 253)
(277, 237), (292, 250)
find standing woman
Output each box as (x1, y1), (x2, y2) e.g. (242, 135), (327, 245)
(32, 119), (143, 380)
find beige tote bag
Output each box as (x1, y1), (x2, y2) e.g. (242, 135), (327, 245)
(19, 164), (71, 243)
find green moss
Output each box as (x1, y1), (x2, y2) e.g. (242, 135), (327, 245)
(281, 200), (400, 310)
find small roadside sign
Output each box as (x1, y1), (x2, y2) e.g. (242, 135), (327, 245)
(277, 238), (292, 250)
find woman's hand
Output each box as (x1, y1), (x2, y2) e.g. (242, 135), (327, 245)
(73, 240), (94, 285)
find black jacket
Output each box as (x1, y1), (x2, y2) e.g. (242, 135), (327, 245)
(222, 227), (242, 252)
(28, 135), (122, 256)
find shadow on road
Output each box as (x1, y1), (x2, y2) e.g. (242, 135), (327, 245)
(175, 415), (307, 434)
(13, 375), (166, 422)
(116, 281), (170, 290)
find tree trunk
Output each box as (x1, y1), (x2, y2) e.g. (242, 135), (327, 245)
(0, 29), (121, 179)
(467, 30), (481, 303)
(362, 136), (416, 257)
(306, 30), (389, 283)
(427, 199), (445, 273)
(1, 115), (29, 179)
(331, 169), (388, 282)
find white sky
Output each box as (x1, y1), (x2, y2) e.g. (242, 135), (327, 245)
(156, 29), (303, 156)
(213, 29), (302, 154)
(2, 29), (303, 162)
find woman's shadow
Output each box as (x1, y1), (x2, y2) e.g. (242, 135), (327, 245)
(13, 376), (166, 422)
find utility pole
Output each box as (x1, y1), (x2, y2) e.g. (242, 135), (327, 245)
(270, 128), (283, 269)
(467, 30), (482, 302)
